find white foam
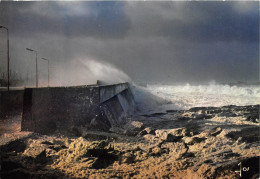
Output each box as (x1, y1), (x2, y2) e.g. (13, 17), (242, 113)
(133, 83), (260, 113)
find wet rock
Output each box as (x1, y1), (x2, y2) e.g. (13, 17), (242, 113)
(64, 138), (70, 148)
(53, 138), (117, 170)
(155, 130), (181, 142)
(138, 129), (148, 136)
(143, 112), (167, 117)
(218, 112), (237, 117)
(181, 111), (212, 120)
(222, 152), (240, 159)
(109, 126), (125, 134)
(166, 110), (178, 113)
(226, 127), (260, 143)
(151, 112), (167, 116)
(214, 150), (240, 159)
(51, 139), (66, 146)
(193, 113), (212, 120)
(41, 141), (54, 145)
(124, 121), (144, 136)
(143, 134), (158, 142)
(151, 146), (162, 156)
(182, 112), (193, 118)
(161, 142), (188, 158)
(184, 136), (206, 145)
(178, 116), (191, 120)
(145, 127), (156, 135)
(168, 128), (188, 137)
(206, 109), (222, 114)
(203, 159), (213, 164)
(210, 127), (222, 136)
(155, 129), (167, 138)
(182, 152), (195, 158)
(1, 160), (24, 172)
(197, 110), (205, 114)
(246, 114), (259, 123)
(133, 146), (142, 152)
(134, 150), (144, 161)
(1, 139), (27, 153)
(36, 150), (47, 163)
(48, 144), (67, 152)
(1, 168), (31, 179)
(84, 133), (111, 141)
(45, 148), (57, 157)
(23, 144), (47, 163)
(189, 107), (208, 112)
(86, 149), (118, 169)
(24, 139), (66, 160)
(121, 153), (135, 164)
(90, 116), (111, 131)
(138, 127), (156, 136)
(213, 156), (260, 179)
(201, 127), (222, 137)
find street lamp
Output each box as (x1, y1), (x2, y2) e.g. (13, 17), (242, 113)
(26, 48), (38, 88)
(0, 25), (10, 91)
(41, 58), (50, 87)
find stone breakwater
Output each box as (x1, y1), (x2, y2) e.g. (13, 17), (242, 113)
(0, 105), (259, 178)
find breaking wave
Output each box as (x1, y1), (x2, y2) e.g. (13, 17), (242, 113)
(133, 83), (260, 113)
(51, 58), (132, 86)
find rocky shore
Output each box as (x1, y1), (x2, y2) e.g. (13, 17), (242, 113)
(1, 105), (259, 178)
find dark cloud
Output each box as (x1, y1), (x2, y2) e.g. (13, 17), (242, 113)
(0, 1), (258, 84)
(125, 1), (259, 43)
(0, 2), (131, 39)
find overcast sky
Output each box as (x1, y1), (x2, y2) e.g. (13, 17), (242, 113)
(0, 1), (259, 86)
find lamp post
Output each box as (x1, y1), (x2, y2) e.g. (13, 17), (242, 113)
(41, 58), (50, 87)
(0, 25), (10, 91)
(26, 48), (38, 88)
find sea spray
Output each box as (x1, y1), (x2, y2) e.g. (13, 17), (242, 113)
(132, 85), (179, 114)
(50, 58), (132, 86)
(133, 83), (260, 113)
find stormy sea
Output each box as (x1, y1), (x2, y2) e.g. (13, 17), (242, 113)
(1, 83), (259, 178)
(134, 82), (260, 113)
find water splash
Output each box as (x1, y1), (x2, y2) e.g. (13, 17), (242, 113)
(51, 58), (131, 86)
(133, 83), (260, 113)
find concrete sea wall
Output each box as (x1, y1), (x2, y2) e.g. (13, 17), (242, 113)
(21, 83), (135, 134)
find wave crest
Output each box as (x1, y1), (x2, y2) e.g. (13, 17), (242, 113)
(133, 83), (260, 113)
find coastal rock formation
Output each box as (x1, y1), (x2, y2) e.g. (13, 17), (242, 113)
(1, 105), (259, 178)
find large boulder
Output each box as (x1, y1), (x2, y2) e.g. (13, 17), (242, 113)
(168, 128), (189, 137)
(184, 136), (206, 145)
(123, 121), (144, 136)
(155, 129), (181, 142)
(138, 127), (156, 136)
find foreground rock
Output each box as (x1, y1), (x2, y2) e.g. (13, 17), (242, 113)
(1, 105), (259, 178)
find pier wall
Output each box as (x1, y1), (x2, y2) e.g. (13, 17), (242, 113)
(21, 83), (135, 134)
